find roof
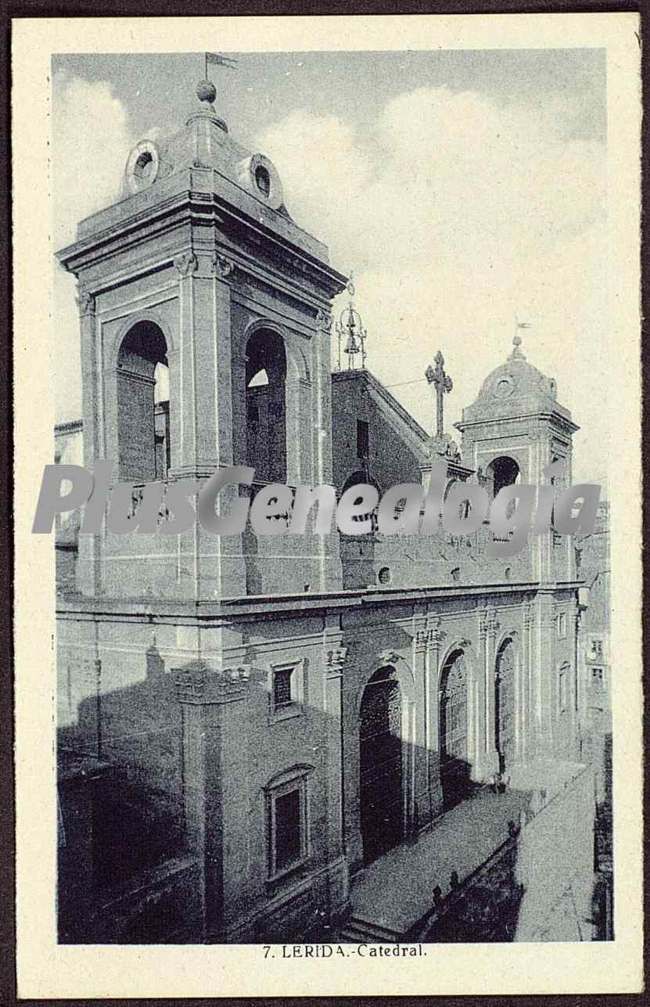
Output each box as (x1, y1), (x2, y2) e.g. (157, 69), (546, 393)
(332, 368), (430, 455)
(457, 343), (577, 432)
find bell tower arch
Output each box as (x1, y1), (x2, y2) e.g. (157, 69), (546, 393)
(57, 80), (347, 600)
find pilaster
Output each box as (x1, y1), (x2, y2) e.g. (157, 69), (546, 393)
(475, 604), (500, 779)
(174, 660), (256, 941)
(322, 617), (350, 915)
(76, 288), (102, 596)
(414, 614), (445, 823)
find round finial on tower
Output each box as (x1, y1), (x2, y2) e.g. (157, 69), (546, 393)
(196, 79), (217, 104)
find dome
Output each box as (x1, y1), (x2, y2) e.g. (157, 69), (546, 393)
(459, 337), (573, 428)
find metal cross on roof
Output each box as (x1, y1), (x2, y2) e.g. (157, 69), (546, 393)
(425, 350), (453, 439)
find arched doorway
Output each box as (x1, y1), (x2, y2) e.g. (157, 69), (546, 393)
(245, 329), (287, 483)
(117, 321), (169, 482)
(495, 638), (516, 772)
(439, 649), (470, 809)
(359, 667), (403, 864)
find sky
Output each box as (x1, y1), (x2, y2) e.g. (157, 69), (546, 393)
(52, 49), (609, 486)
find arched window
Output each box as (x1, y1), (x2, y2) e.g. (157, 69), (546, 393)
(117, 321), (169, 482)
(486, 456), (520, 498)
(245, 330), (287, 483)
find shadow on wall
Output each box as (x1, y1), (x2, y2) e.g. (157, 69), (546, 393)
(57, 647), (608, 946)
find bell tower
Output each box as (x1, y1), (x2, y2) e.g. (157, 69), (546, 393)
(58, 78), (347, 600)
(455, 332), (579, 582)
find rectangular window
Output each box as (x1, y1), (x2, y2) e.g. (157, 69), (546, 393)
(356, 419), (369, 459)
(267, 774), (309, 879)
(558, 667), (568, 712)
(557, 612), (567, 639)
(269, 662), (304, 722)
(275, 789), (301, 871)
(273, 667), (293, 709)
(589, 639), (604, 660)
(592, 667), (604, 688)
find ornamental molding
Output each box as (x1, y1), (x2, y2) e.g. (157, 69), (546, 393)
(378, 648), (401, 667)
(326, 646), (348, 672)
(174, 251), (198, 277)
(415, 618), (447, 653)
(315, 308), (333, 332)
(173, 662), (252, 705)
(479, 606), (500, 640)
(76, 289), (95, 316)
(214, 253), (236, 280)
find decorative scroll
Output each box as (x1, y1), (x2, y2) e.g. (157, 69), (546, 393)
(76, 289), (95, 315)
(326, 646), (348, 671)
(315, 308), (333, 332)
(479, 606), (500, 641)
(213, 253), (236, 279)
(173, 662), (251, 704)
(174, 251), (198, 277)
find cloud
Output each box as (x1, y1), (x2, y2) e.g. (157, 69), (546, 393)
(51, 75), (608, 485)
(257, 86), (607, 484)
(52, 72), (134, 422)
(53, 70), (132, 247)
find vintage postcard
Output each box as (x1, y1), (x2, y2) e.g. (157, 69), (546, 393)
(12, 12), (642, 999)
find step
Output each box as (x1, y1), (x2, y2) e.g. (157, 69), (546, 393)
(339, 916), (402, 944)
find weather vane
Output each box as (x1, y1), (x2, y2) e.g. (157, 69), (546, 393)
(512, 314), (532, 357)
(196, 52), (238, 105)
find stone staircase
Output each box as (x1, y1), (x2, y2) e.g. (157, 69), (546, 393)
(338, 915), (402, 944)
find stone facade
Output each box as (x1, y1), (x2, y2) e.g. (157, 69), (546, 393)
(55, 83), (594, 943)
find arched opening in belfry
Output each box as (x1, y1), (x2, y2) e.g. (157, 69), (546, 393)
(486, 455), (520, 498)
(117, 321), (169, 483)
(153, 362), (170, 479)
(359, 666), (403, 864)
(439, 648), (470, 809)
(245, 329), (287, 483)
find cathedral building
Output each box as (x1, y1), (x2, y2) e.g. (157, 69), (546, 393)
(55, 79), (601, 944)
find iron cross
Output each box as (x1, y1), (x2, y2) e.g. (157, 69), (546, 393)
(425, 351), (453, 438)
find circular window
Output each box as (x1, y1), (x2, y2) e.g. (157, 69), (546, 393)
(125, 140), (160, 194)
(134, 150), (155, 181)
(255, 165), (271, 196)
(378, 567), (391, 585)
(238, 154), (284, 209)
(494, 377), (514, 399)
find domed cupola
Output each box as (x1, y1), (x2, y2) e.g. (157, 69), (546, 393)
(461, 333), (564, 425)
(455, 329), (578, 488)
(121, 77), (290, 219)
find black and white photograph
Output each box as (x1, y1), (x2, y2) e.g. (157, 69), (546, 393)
(12, 12), (642, 1000)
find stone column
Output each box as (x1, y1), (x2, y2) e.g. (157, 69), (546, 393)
(170, 250), (234, 479)
(531, 593), (556, 756)
(415, 616), (445, 824)
(520, 601), (534, 762)
(314, 308), (342, 592)
(174, 661), (254, 941)
(322, 622), (350, 919)
(475, 605), (500, 779)
(76, 289), (102, 596)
